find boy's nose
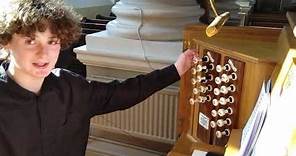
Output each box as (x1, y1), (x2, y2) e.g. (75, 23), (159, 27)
(36, 44), (49, 56)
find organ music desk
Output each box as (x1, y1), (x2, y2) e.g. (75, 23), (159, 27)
(168, 21), (296, 155)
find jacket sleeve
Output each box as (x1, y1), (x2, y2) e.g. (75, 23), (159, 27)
(86, 64), (180, 117)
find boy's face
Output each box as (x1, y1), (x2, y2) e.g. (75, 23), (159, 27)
(5, 28), (61, 79)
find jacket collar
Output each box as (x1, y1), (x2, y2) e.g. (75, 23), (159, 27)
(0, 61), (57, 98)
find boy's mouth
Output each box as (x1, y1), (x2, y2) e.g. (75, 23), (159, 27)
(32, 62), (49, 69)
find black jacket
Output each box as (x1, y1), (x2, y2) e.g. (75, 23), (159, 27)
(0, 63), (180, 156)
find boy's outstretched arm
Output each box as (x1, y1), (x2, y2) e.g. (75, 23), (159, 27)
(174, 49), (197, 76)
(61, 48), (198, 117)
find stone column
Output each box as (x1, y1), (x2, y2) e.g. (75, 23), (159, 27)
(107, 0), (202, 41)
(75, 0), (203, 71)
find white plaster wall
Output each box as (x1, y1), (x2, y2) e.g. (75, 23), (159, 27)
(64, 0), (115, 8)
(64, 0), (115, 18)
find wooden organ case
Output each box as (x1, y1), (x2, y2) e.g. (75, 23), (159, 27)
(169, 25), (282, 155)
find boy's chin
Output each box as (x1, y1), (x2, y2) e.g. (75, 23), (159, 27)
(33, 70), (51, 78)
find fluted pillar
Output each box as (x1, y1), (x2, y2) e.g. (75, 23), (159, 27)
(107, 0), (202, 41)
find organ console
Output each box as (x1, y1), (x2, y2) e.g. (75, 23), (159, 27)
(167, 24), (283, 155)
(168, 11), (296, 155)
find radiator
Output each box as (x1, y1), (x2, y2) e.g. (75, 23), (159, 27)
(89, 87), (179, 144)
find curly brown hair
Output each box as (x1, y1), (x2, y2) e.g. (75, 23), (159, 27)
(0, 0), (81, 49)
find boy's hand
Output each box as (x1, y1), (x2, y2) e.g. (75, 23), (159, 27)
(174, 49), (198, 76)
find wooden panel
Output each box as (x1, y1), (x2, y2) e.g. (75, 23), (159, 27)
(212, 56), (245, 146)
(195, 49), (222, 143)
(224, 129), (242, 156)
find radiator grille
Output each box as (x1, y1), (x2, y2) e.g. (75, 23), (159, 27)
(90, 89), (179, 144)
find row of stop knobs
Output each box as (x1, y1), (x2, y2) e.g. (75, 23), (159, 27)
(191, 53), (237, 139)
(189, 84), (235, 105)
(190, 55), (237, 107)
(191, 71), (237, 84)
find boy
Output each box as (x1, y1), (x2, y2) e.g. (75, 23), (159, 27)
(0, 0), (196, 156)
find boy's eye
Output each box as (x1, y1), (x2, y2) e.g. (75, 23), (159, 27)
(25, 39), (36, 45)
(48, 39), (60, 45)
